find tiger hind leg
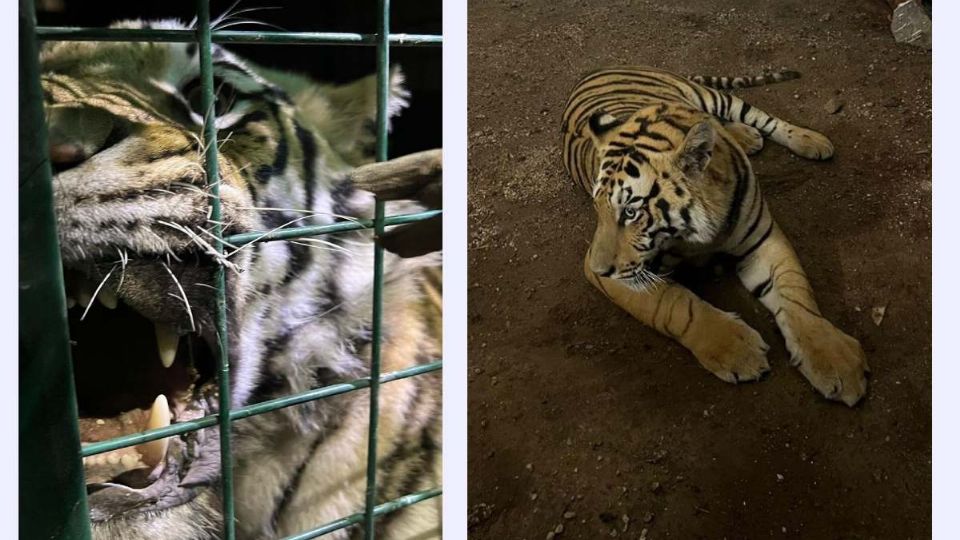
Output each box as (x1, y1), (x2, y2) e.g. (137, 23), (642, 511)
(584, 252), (771, 384)
(733, 221), (868, 406)
(688, 83), (835, 160)
(722, 122), (764, 155)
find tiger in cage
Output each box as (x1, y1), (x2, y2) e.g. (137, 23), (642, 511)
(41, 18), (441, 540)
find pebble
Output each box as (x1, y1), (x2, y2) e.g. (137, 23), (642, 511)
(824, 97), (844, 114)
(650, 481), (662, 494)
(563, 511), (576, 519)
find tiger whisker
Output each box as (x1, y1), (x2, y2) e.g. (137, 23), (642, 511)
(237, 206), (364, 223)
(222, 213), (324, 259)
(290, 235), (354, 249)
(288, 240), (352, 255)
(155, 220), (240, 273)
(80, 265), (117, 322)
(212, 19), (285, 32)
(116, 248), (129, 293)
(162, 262), (196, 333)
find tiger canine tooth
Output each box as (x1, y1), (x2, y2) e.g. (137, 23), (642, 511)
(76, 287), (93, 308)
(137, 395), (171, 468)
(98, 288), (118, 309)
(154, 323), (179, 368)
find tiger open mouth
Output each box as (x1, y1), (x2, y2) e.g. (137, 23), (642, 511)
(64, 259), (225, 521)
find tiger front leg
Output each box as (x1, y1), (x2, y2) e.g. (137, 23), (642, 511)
(735, 222), (869, 406)
(584, 255), (770, 383)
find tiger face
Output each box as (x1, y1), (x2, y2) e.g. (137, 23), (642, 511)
(41, 20), (415, 538)
(584, 105), (720, 288)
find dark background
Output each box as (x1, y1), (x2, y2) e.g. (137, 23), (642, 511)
(36, 0), (442, 159)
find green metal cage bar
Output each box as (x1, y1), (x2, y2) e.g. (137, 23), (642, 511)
(195, 2), (237, 536)
(20, 0), (443, 538)
(19, 1), (92, 539)
(283, 488), (442, 540)
(36, 27), (443, 46)
(222, 208), (441, 247)
(364, 0), (391, 535)
(81, 361), (442, 458)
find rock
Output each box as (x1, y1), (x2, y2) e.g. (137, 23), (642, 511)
(468, 503), (495, 530)
(599, 512), (618, 523)
(891, 0), (931, 50)
(650, 481), (662, 494)
(872, 305), (887, 326)
(546, 532), (555, 540)
(643, 512), (655, 523)
(563, 511), (576, 519)
(883, 96), (903, 108)
(824, 97), (844, 114)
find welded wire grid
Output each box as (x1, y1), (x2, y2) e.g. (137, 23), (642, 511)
(20, 1), (443, 539)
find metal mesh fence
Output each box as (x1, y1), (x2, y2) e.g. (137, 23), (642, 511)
(18, 1), (442, 538)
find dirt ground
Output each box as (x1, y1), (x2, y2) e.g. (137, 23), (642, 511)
(466, 1), (931, 539)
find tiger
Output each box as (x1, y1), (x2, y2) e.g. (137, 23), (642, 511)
(40, 19), (441, 539)
(561, 66), (869, 407)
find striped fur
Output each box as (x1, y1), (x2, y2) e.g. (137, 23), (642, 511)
(562, 66), (868, 406)
(688, 69), (800, 90)
(42, 20), (440, 539)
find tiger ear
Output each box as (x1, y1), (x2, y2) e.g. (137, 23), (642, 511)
(585, 110), (626, 145)
(675, 120), (716, 178)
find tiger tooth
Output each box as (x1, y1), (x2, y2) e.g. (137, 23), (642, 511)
(120, 453), (139, 470)
(98, 288), (118, 309)
(77, 286), (93, 308)
(136, 395), (171, 468)
(154, 323), (179, 368)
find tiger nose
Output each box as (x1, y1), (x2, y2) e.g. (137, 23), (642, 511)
(49, 142), (87, 169)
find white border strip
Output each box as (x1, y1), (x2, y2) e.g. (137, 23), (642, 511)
(932, 2), (955, 538)
(441, 0), (468, 538)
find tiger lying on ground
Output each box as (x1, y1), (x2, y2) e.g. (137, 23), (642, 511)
(561, 66), (869, 406)
(41, 19), (441, 539)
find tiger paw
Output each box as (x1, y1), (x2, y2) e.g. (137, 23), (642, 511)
(782, 126), (834, 160)
(786, 315), (868, 407)
(691, 314), (770, 384)
(723, 122), (764, 155)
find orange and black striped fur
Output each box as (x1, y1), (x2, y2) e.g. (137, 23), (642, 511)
(42, 19), (440, 540)
(562, 66), (868, 406)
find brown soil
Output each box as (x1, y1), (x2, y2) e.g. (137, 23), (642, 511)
(467, 1), (931, 539)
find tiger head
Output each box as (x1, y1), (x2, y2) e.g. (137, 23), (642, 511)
(583, 104), (724, 288)
(41, 19), (410, 537)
